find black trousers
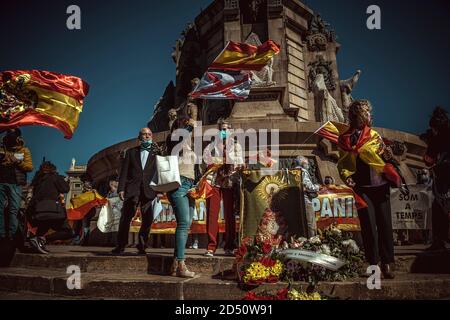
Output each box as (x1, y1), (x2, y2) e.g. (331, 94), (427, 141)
(73, 207), (97, 236)
(356, 184), (395, 265)
(36, 219), (74, 243)
(432, 199), (449, 245)
(117, 187), (153, 249)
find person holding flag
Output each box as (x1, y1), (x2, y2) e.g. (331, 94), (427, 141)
(202, 119), (244, 257)
(316, 99), (401, 279)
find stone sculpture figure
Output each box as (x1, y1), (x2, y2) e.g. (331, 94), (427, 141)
(312, 73), (344, 123)
(186, 102), (198, 122)
(340, 70), (361, 122)
(168, 108), (178, 130)
(251, 57), (276, 87)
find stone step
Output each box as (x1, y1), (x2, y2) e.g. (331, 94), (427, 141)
(11, 245), (450, 275)
(1, 267), (450, 300)
(10, 246), (235, 275)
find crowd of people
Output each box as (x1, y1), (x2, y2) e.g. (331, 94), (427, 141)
(0, 102), (448, 280)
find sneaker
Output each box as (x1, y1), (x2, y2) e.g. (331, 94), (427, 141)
(29, 236), (49, 254)
(37, 237), (49, 253)
(192, 240), (199, 250)
(204, 250), (214, 257)
(136, 244), (146, 255)
(176, 261), (196, 278)
(71, 235), (81, 245)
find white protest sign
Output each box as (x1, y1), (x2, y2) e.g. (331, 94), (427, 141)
(390, 185), (433, 230)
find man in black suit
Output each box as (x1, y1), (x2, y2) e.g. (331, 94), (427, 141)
(112, 127), (161, 255)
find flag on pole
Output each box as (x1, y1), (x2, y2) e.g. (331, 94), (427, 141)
(314, 121), (350, 144)
(0, 70), (89, 139)
(190, 71), (252, 100)
(209, 40), (280, 71)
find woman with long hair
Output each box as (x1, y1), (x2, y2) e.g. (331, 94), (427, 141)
(337, 100), (401, 279)
(166, 116), (197, 277)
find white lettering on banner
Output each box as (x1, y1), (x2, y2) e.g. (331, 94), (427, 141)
(312, 196), (355, 218)
(281, 249), (346, 271)
(390, 185), (433, 230)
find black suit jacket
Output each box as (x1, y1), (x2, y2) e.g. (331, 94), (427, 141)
(118, 144), (160, 200)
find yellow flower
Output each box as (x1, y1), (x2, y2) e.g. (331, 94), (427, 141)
(288, 289), (322, 300)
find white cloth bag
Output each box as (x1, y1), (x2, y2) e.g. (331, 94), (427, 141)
(152, 197), (163, 221)
(97, 205), (111, 233)
(150, 155), (181, 193)
(97, 197), (122, 233)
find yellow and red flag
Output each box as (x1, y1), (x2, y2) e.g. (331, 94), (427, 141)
(315, 121), (350, 144)
(209, 40), (280, 71)
(67, 190), (107, 221)
(0, 70), (89, 139)
(314, 184), (363, 232)
(188, 165), (218, 200)
(315, 121), (402, 187)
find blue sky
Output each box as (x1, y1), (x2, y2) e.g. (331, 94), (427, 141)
(1, 0), (449, 177)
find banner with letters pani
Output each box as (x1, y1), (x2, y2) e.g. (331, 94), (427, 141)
(312, 185), (361, 231)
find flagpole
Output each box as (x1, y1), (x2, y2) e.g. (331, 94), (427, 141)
(301, 122), (329, 144)
(208, 41), (230, 72)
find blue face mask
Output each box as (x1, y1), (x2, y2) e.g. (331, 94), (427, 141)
(220, 129), (229, 139)
(141, 140), (152, 148)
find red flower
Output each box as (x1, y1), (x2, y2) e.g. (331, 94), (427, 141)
(237, 243), (248, 258)
(262, 242), (272, 254)
(260, 257), (276, 267)
(243, 292), (258, 300)
(266, 275), (280, 283)
(276, 288), (288, 300)
(242, 237), (254, 246)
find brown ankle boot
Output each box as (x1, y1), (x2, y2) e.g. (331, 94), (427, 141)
(176, 260), (195, 278)
(381, 263), (395, 279)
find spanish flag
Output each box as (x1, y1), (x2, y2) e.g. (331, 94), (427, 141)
(187, 165), (219, 200)
(209, 40), (280, 71)
(315, 121), (401, 187)
(315, 121), (350, 144)
(67, 190), (107, 221)
(0, 70), (89, 139)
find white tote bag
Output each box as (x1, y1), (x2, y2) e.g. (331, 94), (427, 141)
(152, 197), (163, 221)
(96, 205), (111, 233)
(97, 197), (122, 233)
(150, 155), (181, 193)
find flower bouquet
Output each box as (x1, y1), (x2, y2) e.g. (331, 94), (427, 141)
(278, 225), (365, 283)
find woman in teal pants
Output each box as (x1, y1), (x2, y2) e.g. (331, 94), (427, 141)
(166, 117), (197, 278)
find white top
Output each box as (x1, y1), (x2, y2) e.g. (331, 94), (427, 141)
(140, 149), (149, 170)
